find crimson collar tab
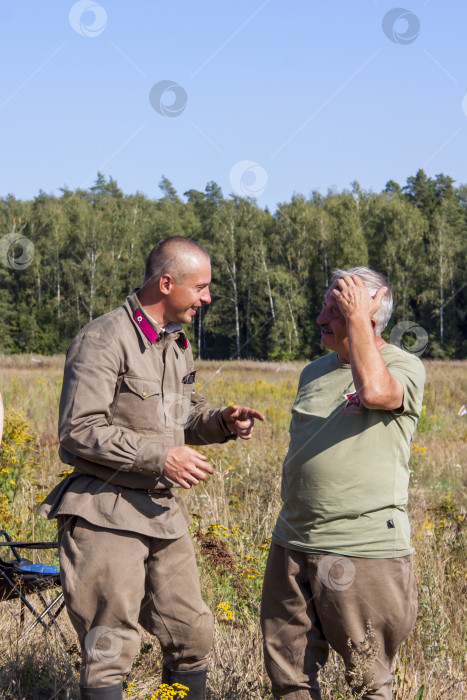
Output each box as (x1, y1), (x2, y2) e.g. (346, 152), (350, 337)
(134, 308), (159, 343)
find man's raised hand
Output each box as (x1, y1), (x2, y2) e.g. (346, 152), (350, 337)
(162, 406), (264, 488)
(222, 405), (265, 440)
(332, 275), (387, 322)
(163, 445), (214, 489)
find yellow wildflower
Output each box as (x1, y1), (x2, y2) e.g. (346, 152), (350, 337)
(217, 601), (233, 621)
(153, 682), (189, 699)
(423, 516), (434, 532)
(59, 469), (74, 478)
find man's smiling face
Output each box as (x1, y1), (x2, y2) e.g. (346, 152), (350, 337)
(164, 255), (212, 325)
(316, 282), (350, 360)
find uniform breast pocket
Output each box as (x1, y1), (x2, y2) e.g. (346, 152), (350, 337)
(112, 375), (162, 430)
(161, 383), (193, 431)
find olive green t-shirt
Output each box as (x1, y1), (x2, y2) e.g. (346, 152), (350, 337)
(272, 344), (425, 558)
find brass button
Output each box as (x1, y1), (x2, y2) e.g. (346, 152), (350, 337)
(142, 391), (147, 398)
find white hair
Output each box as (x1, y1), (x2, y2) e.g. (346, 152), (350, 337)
(331, 266), (393, 335)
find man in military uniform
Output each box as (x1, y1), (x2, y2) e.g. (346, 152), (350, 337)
(39, 236), (264, 700)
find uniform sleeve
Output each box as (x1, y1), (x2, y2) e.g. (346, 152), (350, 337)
(59, 332), (168, 477)
(386, 351), (426, 417)
(184, 389), (237, 445)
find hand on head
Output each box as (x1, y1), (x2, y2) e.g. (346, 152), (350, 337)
(331, 275), (387, 322)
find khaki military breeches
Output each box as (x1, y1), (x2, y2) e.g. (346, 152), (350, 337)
(58, 516), (213, 688)
(260, 543), (418, 700)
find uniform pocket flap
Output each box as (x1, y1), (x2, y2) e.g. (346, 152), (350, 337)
(123, 376), (161, 399)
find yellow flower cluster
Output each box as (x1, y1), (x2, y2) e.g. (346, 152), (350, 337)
(1, 409), (36, 447)
(150, 683), (189, 699)
(207, 523), (230, 538)
(0, 493), (13, 525)
(206, 523), (245, 536)
(423, 515), (434, 532)
(422, 493), (464, 535)
(411, 443), (427, 455)
(265, 405), (289, 425)
(442, 492), (454, 509)
(0, 409), (41, 539)
(238, 564), (260, 579)
(217, 601), (233, 621)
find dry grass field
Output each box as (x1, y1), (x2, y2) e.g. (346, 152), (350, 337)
(0, 355), (465, 700)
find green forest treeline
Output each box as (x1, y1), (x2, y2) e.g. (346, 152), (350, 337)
(1, 169), (466, 360)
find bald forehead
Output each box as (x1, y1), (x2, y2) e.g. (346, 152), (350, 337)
(170, 248), (210, 280)
(143, 236), (211, 286)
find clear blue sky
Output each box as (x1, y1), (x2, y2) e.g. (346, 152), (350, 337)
(1, 0), (466, 210)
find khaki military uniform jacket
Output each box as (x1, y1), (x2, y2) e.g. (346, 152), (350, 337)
(38, 290), (234, 539)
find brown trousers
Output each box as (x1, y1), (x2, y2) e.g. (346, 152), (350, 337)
(58, 516), (213, 688)
(260, 543), (418, 700)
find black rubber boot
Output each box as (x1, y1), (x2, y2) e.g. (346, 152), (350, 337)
(80, 683), (123, 699)
(161, 667), (207, 700)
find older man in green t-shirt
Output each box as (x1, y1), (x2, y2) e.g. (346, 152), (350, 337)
(260, 267), (425, 700)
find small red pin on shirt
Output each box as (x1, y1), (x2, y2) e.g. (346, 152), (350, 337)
(133, 309), (159, 343)
(345, 392), (361, 408)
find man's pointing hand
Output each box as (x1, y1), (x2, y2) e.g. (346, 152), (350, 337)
(222, 405), (265, 440)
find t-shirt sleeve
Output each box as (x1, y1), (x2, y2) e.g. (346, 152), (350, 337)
(386, 350), (426, 417)
(297, 367), (307, 392)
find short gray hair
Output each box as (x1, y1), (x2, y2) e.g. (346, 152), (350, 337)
(331, 266), (393, 335)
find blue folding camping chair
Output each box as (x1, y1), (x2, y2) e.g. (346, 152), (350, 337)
(0, 529), (67, 643)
